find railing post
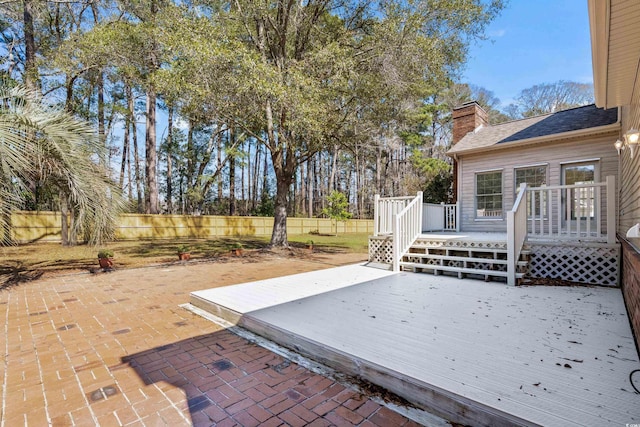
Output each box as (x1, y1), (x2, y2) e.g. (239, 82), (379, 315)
(507, 210), (515, 286)
(373, 194), (380, 236)
(392, 214), (400, 272)
(417, 191), (423, 234)
(606, 176), (616, 244)
(455, 202), (460, 232)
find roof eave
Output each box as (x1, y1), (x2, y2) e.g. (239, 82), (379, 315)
(588, 0), (610, 108)
(446, 121), (621, 158)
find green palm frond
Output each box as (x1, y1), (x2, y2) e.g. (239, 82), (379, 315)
(0, 84), (125, 245)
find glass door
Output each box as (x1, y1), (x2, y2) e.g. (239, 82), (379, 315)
(562, 162), (597, 235)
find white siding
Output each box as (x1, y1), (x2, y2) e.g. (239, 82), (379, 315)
(619, 91), (640, 235)
(458, 133), (619, 232)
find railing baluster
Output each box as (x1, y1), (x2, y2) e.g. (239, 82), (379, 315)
(548, 188), (553, 237)
(523, 178), (613, 243)
(595, 185), (601, 237)
(586, 186), (592, 237)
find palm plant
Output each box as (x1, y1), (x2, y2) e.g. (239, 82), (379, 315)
(0, 83), (124, 245)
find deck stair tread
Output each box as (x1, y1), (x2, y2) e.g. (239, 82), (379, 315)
(404, 253), (529, 267)
(399, 262), (526, 278)
(411, 243), (507, 249)
(402, 238), (531, 283)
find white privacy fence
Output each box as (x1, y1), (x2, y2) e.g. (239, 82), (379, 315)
(422, 203), (459, 232)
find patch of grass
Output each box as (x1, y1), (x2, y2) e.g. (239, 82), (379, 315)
(0, 233), (370, 285)
(285, 233), (369, 253)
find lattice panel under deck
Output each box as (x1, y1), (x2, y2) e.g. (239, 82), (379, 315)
(528, 244), (619, 286)
(369, 236), (393, 264)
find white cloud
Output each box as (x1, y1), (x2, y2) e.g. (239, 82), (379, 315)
(490, 29), (506, 38)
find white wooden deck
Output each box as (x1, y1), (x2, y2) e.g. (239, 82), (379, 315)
(189, 264), (640, 426)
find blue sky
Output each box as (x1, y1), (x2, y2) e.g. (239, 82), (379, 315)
(462, 0), (593, 109)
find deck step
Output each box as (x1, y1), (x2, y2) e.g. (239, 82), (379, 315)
(399, 262), (526, 279)
(404, 253), (528, 267)
(401, 240), (531, 284)
(410, 244), (508, 253)
(405, 253), (508, 264)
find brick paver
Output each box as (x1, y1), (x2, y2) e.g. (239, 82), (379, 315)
(0, 253), (421, 426)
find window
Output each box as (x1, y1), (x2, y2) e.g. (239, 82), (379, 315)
(476, 171), (502, 218)
(562, 162), (596, 220)
(515, 166), (547, 216)
(515, 166), (546, 190)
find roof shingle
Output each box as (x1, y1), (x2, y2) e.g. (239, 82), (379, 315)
(448, 104), (618, 155)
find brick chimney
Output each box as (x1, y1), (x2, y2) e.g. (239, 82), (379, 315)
(452, 101), (489, 144)
(450, 101), (488, 204)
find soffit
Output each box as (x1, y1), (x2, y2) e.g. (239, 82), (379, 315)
(590, 0), (640, 108)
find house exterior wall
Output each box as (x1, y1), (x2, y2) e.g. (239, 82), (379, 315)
(620, 238), (640, 351)
(618, 79), (640, 352)
(619, 104), (640, 235)
(457, 132), (619, 232)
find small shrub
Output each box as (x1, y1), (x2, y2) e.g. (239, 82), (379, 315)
(177, 244), (190, 254)
(97, 249), (114, 259)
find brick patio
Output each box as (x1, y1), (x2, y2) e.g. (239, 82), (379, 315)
(0, 253), (422, 426)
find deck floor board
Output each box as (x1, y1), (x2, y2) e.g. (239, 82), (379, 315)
(190, 264), (640, 426)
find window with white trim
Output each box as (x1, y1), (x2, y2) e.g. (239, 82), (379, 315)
(475, 171), (502, 218)
(515, 166), (547, 216)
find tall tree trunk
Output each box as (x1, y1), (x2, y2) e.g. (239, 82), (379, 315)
(229, 126), (236, 216)
(166, 105), (174, 213)
(120, 105), (130, 189)
(60, 194), (69, 246)
(329, 145), (339, 193)
(307, 158), (313, 218)
(145, 89), (158, 214)
(299, 161), (306, 216)
(69, 208), (77, 245)
(262, 148), (268, 196)
(23, 0), (38, 92)
(127, 134), (133, 200)
(246, 142), (252, 212)
(375, 144), (382, 194)
(252, 145), (260, 211)
(128, 85), (143, 212)
(270, 157), (295, 246)
(217, 135), (223, 202)
(97, 72), (105, 149)
(242, 141), (247, 214)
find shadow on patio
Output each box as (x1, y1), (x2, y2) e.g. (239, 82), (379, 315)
(120, 329), (412, 426)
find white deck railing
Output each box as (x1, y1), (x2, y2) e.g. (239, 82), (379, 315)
(392, 192), (423, 272)
(526, 176), (616, 244)
(372, 176), (616, 281)
(507, 183), (528, 286)
(423, 203), (459, 231)
(373, 195), (416, 236)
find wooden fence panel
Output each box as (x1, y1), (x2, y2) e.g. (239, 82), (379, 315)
(10, 211), (374, 243)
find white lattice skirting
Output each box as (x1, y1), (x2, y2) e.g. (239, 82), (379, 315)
(369, 236), (393, 264)
(528, 243), (620, 287)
